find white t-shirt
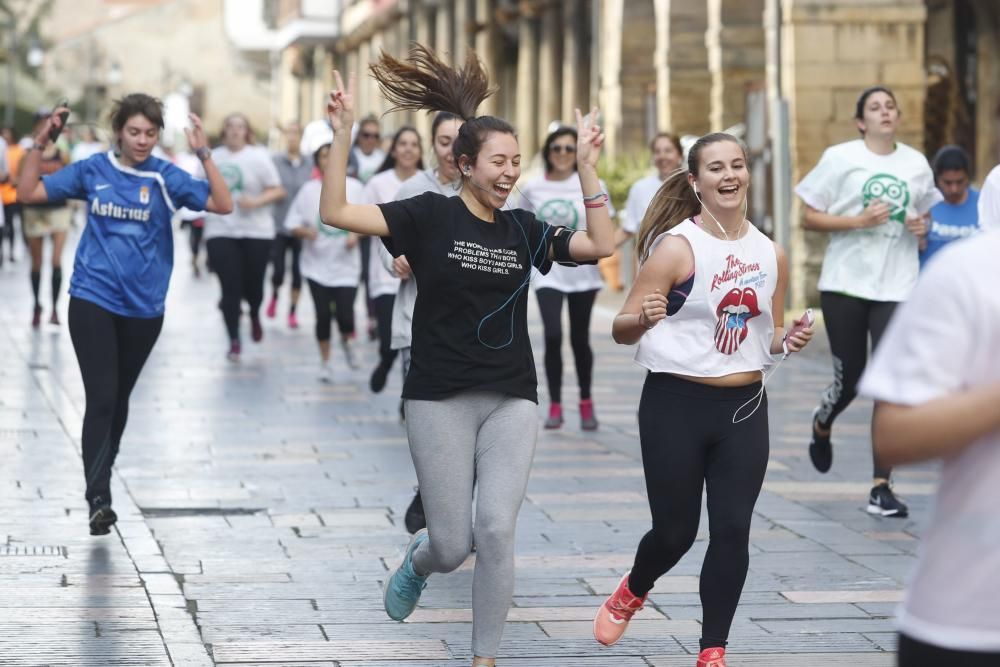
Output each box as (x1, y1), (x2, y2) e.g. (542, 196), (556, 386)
(283, 178), (363, 287)
(352, 146), (386, 184)
(516, 175), (613, 293)
(859, 229), (1000, 651)
(204, 145), (282, 240)
(622, 172), (665, 234)
(364, 169), (404, 298)
(71, 141), (105, 164)
(795, 139), (942, 301)
(977, 164), (1000, 231)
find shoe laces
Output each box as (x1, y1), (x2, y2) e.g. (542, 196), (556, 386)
(608, 585), (644, 620)
(396, 557), (428, 597)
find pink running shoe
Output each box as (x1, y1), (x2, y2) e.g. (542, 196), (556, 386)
(696, 647), (727, 667)
(288, 312), (299, 329)
(580, 398), (598, 431)
(227, 341), (241, 362)
(544, 403), (563, 429)
(593, 571), (647, 646)
(265, 296), (277, 319)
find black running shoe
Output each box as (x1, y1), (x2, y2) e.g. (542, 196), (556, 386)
(89, 499), (118, 536)
(808, 408), (833, 473)
(370, 363), (390, 393)
(404, 488), (425, 535)
(867, 483), (908, 518)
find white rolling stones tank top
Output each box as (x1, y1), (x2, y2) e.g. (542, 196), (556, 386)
(635, 218), (778, 377)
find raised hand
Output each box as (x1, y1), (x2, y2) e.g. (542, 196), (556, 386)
(327, 70), (356, 136)
(575, 106), (605, 170)
(184, 113), (208, 151)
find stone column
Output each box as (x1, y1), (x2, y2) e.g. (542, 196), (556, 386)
(619, 0), (657, 151)
(537, 4), (562, 129)
(474, 0), (498, 116)
(435, 0), (454, 64)
(660, 0), (710, 136)
(706, 0), (765, 132)
(597, 0), (623, 160)
(782, 0), (927, 307)
(515, 13), (540, 153)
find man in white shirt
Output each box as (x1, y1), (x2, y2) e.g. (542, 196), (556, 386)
(977, 163), (1000, 230)
(860, 224), (1000, 665)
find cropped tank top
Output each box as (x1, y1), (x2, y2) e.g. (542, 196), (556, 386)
(634, 218), (778, 377)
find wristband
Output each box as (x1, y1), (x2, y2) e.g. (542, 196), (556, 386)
(582, 191), (606, 203)
(195, 146), (211, 162)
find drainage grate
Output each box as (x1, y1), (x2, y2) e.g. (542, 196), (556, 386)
(140, 507), (266, 518)
(0, 545), (66, 557)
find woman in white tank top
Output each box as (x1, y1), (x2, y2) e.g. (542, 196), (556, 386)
(591, 134), (814, 667)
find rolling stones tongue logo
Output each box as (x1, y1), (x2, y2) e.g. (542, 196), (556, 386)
(715, 288), (761, 354)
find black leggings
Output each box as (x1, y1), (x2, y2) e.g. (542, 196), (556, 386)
(187, 220), (204, 261)
(206, 237), (272, 342)
(271, 234), (302, 291)
(898, 634), (1000, 666)
(629, 373), (769, 651)
(307, 280), (356, 342)
(535, 288), (598, 403)
(816, 291), (897, 479)
(1, 202), (18, 259)
(68, 297), (163, 506)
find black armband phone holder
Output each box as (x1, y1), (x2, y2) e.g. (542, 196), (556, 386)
(550, 226), (597, 266)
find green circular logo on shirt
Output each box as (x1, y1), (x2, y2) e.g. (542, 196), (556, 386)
(317, 213), (346, 238)
(861, 173), (910, 224)
(219, 164), (244, 194)
(537, 198), (579, 230)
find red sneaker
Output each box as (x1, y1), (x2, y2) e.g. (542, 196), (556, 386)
(593, 571), (647, 646)
(696, 647), (727, 667)
(265, 296), (277, 319)
(544, 403), (563, 429)
(580, 398), (598, 431)
(288, 312), (299, 329)
(226, 341), (241, 362)
(31, 306), (41, 329)
(251, 316), (263, 342)
(49, 310), (60, 326)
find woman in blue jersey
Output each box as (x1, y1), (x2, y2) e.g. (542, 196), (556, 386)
(17, 94), (232, 535)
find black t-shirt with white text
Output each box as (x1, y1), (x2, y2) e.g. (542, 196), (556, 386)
(378, 192), (555, 403)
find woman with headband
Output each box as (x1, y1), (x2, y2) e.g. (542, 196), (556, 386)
(796, 85), (941, 517)
(319, 46), (614, 666)
(593, 133), (813, 667)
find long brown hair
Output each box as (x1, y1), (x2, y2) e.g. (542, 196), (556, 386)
(369, 44), (513, 175)
(635, 132), (747, 262)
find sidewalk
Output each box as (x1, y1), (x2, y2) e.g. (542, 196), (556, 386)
(0, 230), (927, 665)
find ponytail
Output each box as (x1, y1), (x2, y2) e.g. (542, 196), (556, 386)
(370, 44), (514, 176)
(635, 170), (699, 262)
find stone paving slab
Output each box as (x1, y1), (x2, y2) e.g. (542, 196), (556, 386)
(0, 232), (932, 663)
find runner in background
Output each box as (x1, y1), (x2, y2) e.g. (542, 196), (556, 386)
(920, 145), (978, 267)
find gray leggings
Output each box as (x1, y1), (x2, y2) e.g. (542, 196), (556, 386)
(405, 391), (538, 658)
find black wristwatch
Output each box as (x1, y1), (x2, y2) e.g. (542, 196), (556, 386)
(195, 146), (211, 162)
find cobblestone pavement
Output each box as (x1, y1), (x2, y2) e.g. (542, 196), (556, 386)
(0, 230), (931, 665)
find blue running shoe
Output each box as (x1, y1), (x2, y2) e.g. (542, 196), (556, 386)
(383, 529), (429, 621)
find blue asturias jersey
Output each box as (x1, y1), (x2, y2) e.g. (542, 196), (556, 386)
(42, 151), (210, 318)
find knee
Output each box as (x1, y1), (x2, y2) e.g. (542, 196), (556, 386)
(429, 533), (472, 572)
(649, 521), (698, 559)
(473, 514), (517, 559)
(708, 517), (751, 553)
(544, 334), (562, 352)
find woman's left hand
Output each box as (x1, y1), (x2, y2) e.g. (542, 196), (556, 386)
(236, 195), (259, 210)
(783, 317), (814, 354)
(575, 106), (604, 170)
(185, 113), (208, 151)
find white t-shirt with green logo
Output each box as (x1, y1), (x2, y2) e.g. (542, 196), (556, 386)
(795, 139), (942, 301)
(516, 175), (614, 293)
(205, 145), (283, 240)
(283, 178), (363, 287)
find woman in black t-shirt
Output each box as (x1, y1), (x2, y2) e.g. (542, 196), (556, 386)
(319, 47), (614, 667)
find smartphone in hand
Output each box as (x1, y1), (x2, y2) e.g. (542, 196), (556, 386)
(48, 100), (70, 143)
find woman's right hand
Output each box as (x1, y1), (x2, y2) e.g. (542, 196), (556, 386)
(856, 200), (891, 228)
(326, 70), (356, 136)
(640, 289), (667, 329)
